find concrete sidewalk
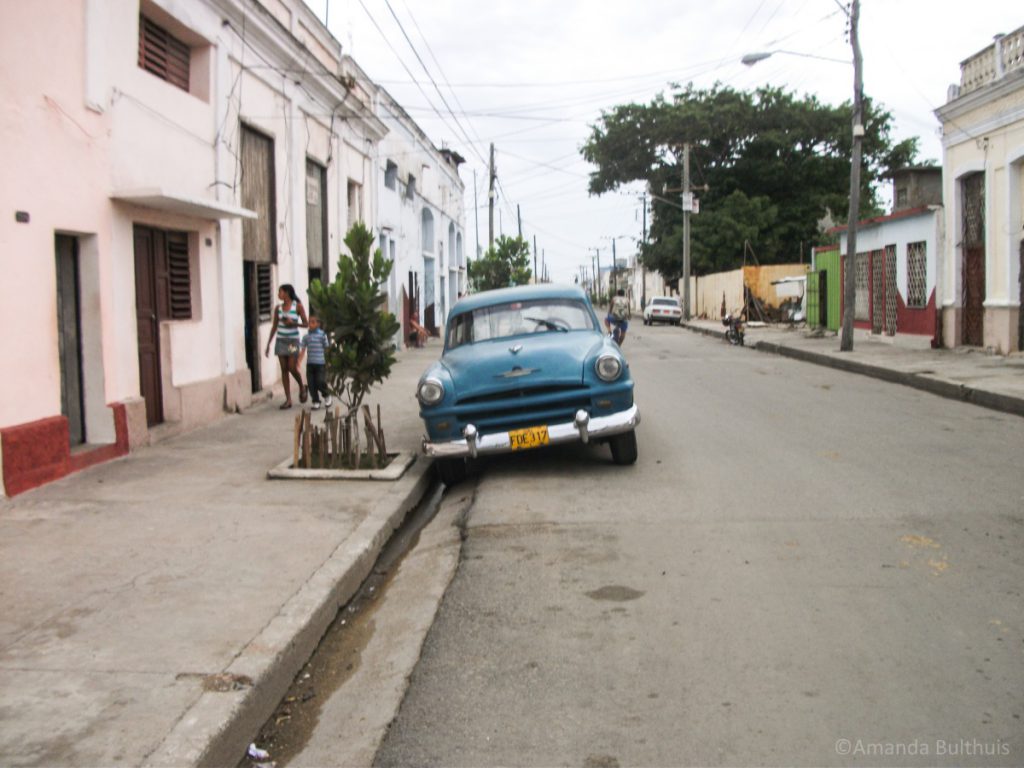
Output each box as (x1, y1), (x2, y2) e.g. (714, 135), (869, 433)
(681, 318), (1024, 418)
(0, 344), (441, 767)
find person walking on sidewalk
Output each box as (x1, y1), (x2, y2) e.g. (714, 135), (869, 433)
(299, 314), (332, 411)
(265, 283), (308, 409)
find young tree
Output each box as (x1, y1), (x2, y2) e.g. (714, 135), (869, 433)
(308, 222), (400, 416)
(468, 235), (532, 291)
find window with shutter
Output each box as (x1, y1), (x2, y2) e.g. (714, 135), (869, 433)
(138, 15), (191, 92)
(257, 264), (273, 320)
(166, 232), (192, 319)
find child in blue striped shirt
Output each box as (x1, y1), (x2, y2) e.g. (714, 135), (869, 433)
(299, 314), (332, 410)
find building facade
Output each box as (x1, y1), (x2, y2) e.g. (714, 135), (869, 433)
(935, 24), (1024, 353)
(372, 85), (467, 344)
(830, 169), (944, 347)
(0, 0), (462, 496)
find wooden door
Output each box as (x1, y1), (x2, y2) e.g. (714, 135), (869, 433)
(962, 173), (985, 347)
(243, 261), (262, 394)
(133, 226), (164, 426)
(55, 235), (85, 445)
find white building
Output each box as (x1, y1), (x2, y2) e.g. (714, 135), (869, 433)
(0, 0), (462, 496)
(935, 24), (1024, 353)
(372, 85), (467, 343)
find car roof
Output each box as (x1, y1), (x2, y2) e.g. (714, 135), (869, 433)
(451, 283), (589, 314)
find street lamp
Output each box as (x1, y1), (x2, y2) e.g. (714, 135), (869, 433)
(742, 0), (862, 351)
(741, 50), (849, 66)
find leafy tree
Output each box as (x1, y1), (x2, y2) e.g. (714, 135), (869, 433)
(468, 235), (532, 291)
(308, 222), (400, 415)
(582, 84), (920, 279)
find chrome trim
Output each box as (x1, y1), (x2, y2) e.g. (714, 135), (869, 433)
(423, 404), (640, 458)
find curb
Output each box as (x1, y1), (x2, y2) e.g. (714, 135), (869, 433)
(681, 324), (1024, 419)
(144, 456), (435, 768)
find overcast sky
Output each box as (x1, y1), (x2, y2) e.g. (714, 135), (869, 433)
(303, 0), (1018, 282)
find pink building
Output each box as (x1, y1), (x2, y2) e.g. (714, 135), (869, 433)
(0, 0), (387, 495)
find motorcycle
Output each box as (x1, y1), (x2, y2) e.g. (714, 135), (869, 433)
(722, 313), (745, 346)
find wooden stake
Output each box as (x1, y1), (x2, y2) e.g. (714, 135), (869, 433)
(293, 413), (302, 468)
(303, 411), (312, 469)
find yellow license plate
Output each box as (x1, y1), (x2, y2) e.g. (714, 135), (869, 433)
(509, 425), (550, 451)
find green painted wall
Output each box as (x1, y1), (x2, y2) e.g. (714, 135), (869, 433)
(810, 248), (841, 331)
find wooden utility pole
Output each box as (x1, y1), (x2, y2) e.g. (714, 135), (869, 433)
(611, 238), (618, 295)
(840, 0), (863, 352)
(488, 143), (496, 249)
(641, 194), (648, 310)
(682, 142), (692, 320)
(533, 235), (539, 285)
(517, 204), (522, 238)
(473, 169), (480, 260)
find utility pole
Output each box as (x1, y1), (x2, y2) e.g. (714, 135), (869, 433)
(488, 143), (496, 249)
(533, 235), (539, 285)
(542, 249), (546, 283)
(591, 255), (597, 298)
(641, 194), (648, 310)
(591, 247), (602, 304)
(682, 142), (691, 320)
(611, 238), (617, 295)
(840, 0), (863, 352)
(473, 170), (480, 260)
(517, 204), (522, 238)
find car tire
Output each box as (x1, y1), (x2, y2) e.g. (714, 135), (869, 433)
(436, 457), (468, 486)
(609, 429), (638, 465)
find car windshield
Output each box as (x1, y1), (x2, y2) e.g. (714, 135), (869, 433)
(652, 298), (678, 307)
(446, 298), (596, 349)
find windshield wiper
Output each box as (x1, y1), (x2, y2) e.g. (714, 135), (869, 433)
(524, 316), (568, 332)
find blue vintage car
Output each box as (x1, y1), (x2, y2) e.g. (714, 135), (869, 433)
(416, 284), (640, 485)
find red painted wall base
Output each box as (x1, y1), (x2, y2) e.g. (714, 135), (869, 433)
(1, 403), (130, 497)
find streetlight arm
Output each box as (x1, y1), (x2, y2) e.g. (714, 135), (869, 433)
(742, 49), (849, 66)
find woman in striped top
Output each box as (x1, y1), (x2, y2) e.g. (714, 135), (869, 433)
(265, 283), (308, 409)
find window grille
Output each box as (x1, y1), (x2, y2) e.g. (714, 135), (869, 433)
(854, 251), (869, 321)
(138, 16), (190, 92)
(907, 241), (927, 307)
(884, 245), (898, 335)
(166, 232), (192, 319)
(257, 264), (273, 320)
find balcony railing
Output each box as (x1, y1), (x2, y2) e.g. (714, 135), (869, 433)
(957, 25), (1024, 97)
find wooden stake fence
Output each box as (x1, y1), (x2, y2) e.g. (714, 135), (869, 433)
(292, 404), (389, 470)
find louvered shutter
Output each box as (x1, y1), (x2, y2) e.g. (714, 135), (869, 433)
(138, 16), (190, 92)
(241, 126), (277, 264)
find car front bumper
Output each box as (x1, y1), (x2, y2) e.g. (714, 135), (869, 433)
(423, 404), (640, 459)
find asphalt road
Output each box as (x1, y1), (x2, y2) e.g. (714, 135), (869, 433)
(374, 324), (1024, 767)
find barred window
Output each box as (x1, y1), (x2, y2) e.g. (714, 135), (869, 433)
(907, 241), (927, 308)
(138, 16), (190, 92)
(854, 251), (870, 321)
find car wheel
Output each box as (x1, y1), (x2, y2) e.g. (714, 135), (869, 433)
(436, 457), (468, 486)
(609, 429), (638, 465)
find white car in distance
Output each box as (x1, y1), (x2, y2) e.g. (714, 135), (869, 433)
(642, 296), (682, 326)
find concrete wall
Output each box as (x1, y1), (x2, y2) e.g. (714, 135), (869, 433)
(685, 265), (809, 320)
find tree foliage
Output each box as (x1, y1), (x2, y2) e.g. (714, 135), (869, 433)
(308, 222), (401, 414)
(581, 84), (920, 280)
(468, 235), (533, 291)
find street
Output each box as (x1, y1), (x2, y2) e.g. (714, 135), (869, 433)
(369, 325), (1024, 767)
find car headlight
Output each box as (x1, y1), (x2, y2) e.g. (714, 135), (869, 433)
(595, 354), (622, 382)
(417, 377), (445, 405)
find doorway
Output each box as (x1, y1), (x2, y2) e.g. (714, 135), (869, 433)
(55, 235), (85, 445)
(243, 261), (263, 394)
(961, 173), (985, 346)
(132, 226), (165, 426)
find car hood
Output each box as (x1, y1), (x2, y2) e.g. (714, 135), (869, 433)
(441, 331), (604, 400)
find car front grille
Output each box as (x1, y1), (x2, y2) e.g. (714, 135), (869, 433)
(453, 384), (592, 434)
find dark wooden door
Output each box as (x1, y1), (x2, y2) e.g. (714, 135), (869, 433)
(1018, 239), (1023, 352)
(962, 173), (985, 347)
(243, 261), (261, 394)
(55, 235), (85, 445)
(133, 226), (164, 426)
(818, 270), (828, 327)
